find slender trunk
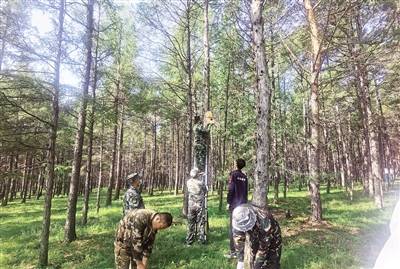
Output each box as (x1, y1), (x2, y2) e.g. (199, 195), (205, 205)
(64, 0), (94, 242)
(219, 62), (230, 211)
(82, 50), (98, 225)
(36, 166), (44, 200)
(251, 0), (271, 208)
(96, 119), (104, 214)
(106, 90), (119, 205)
(183, 0), (193, 217)
(150, 117), (157, 196)
(1, 155), (14, 206)
(21, 152), (29, 200)
(114, 104), (124, 200)
(174, 121), (180, 195)
(38, 0), (64, 264)
(203, 0), (210, 113)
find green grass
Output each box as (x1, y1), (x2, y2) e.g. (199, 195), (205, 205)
(0, 184), (398, 269)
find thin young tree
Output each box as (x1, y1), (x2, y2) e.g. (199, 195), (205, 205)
(38, 0), (65, 265)
(64, 0), (95, 242)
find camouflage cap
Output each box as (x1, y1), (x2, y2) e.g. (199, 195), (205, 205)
(232, 204), (257, 232)
(126, 172), (140, 181)
(190, 168), (199, 178)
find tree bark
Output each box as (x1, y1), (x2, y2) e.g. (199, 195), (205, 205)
(1, 155), (14, 206)
(251, 0), (271, 208)
(183, 0), (193, 217)
(64, 0), (94, 242)
(82, 29), (99, 224)
(203, 0), (210, 114)
(96, 118), (104, 214)
(304, 0), (323, 222)
(114, 104), (124, 200)
(38, 0), (64, 264)
(174, 120), (180, 195)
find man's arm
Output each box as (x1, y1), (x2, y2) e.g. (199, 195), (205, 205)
(254, 220), (282, 269)
(130, 222), (145, 263)
(227, 173), (235, 205)
(142, 234), (156, 258)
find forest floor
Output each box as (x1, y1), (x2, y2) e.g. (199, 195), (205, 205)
(1, 183), (399, 269)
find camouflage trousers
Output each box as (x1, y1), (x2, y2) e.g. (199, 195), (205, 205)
(114, 242), (137, 269)
(185, 204), (206, 244)
(194, 143), (207, 171)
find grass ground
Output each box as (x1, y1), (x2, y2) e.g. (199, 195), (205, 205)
(0, 183), (398, 269)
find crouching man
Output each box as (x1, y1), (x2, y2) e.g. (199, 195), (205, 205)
(114, 209), (173, 269)
(232, 203), (282, 269)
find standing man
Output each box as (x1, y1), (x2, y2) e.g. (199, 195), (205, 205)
(123, 173), (144, 216)
(114, 209), (173, 269)
(232, 203), (282, 269)
(185, 168), (207, 245)
(226, 158), (248, 258)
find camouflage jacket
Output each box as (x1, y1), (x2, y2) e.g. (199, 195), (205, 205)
(123, 186), (144, 215)
(194, 122), (209, 171)
(234, 205), (282, 268)
(187, 177), (207, 207)
(115, 209), (158, 261)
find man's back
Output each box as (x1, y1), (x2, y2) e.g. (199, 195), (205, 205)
(227, 169), (248, 210)
(187, 177), (206, 205)
(123, 186), (144, 215)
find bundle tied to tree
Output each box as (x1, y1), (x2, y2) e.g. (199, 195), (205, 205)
(194, 111), (215, 172)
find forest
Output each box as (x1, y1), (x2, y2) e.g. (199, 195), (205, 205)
(0, 0), (399, 268)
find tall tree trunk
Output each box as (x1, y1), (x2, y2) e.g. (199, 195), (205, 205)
(96, 119), (104, 214)
(64, 0), (94, 242)
(304, 0), (323, 222)
(1, 155), (14, 206)
(219, 62), (230, 211)
(36, 165), (44, 200)
(149, 116), (157, 196)
(82, 31), (99, 224)
(21, 152), (29, 200)
(183, 0), (193, 217)
(106, 85), (119, 205)
(335, 104), (350, 195)
(114, 104), (124, 200)
(251, 0), (271, 208)
(22, 153), (32, 203)
(38, 0), (64, 264)
(174, 120), (180, 195)
(203, 0), (210, 114)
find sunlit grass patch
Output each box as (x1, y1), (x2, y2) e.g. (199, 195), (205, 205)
(0, 184), (398, 268)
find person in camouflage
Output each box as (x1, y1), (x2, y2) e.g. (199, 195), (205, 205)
(232, 203), (282, 269)
(194, 116), (209, 172)
(185, 168), (207, 245)
(193, 111), (214, 172)
(114, 209), (173, 269)
(123, 173), (144, 216)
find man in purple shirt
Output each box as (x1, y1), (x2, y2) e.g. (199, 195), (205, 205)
(225, 158), (248, 259)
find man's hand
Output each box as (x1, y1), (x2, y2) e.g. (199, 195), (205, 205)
(236, 261), (244, 269)
(136, 260), (146, 269)
(226, 203), (230, 211)
(142, 256), (148, 267)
